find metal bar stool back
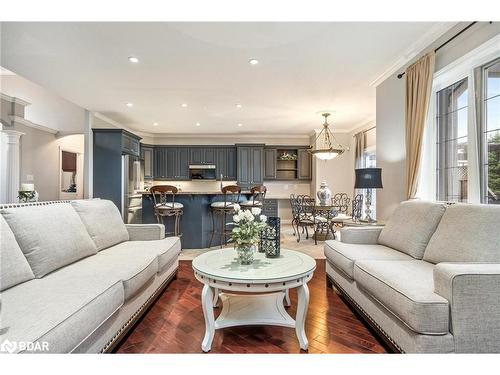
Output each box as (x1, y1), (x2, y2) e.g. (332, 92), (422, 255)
(240, 185), (267, 208)
(150, 185), (184, 237)
(209, 185), (241, 248)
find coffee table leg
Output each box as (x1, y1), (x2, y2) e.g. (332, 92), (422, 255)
(201, 284), (215, 352)
(284, 289), (291, 307)
(212, 287), (219, 307)
(296, 283), (310, 350)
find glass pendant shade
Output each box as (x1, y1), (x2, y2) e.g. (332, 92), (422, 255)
(310, 113), (345, 160)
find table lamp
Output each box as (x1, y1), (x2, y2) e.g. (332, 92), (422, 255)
(354, 168), (383, 222)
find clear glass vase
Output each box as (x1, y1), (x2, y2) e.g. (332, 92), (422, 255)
(236, 244), (255, 265)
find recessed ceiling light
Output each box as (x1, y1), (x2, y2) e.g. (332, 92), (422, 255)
(181, 103), (188, 108)
(126, 102), (133, 107)
(153, 122), (158, 126)
(128, 56), (139, 63)
(196, 122), (201, 127)
(236, 104), (242, 108)
(237, 123), (243, 127)
(248, 58), (259, 65)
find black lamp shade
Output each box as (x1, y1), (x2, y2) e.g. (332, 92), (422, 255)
(354, 168), (383, 189)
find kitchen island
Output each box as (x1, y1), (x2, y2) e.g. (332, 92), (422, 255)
(141, 191), (278, 249)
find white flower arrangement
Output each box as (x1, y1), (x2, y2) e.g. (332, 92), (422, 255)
(230, 204), (268, 246)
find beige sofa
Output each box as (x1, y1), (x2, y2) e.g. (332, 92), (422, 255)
(324, 200), (500, 353)
(0, 199), (181, 353)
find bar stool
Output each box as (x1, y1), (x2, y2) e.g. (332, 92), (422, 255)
(150, 185), (183, 237)
(240, 185), (267, 209)
(209, 185), (241, 248)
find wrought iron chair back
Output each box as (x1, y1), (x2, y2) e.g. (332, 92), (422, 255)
(332, 193), (350, 215)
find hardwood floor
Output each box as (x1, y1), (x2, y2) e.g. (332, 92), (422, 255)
(116, 260), (387, 354)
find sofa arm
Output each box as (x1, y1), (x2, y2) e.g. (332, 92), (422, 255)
(125, 224), (165, 241)
(434, 263), (500, 353)
(339, 226), (383, 244)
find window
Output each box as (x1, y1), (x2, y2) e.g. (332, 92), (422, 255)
(436, 78), (469, 202)
(482, 59), (500, 204)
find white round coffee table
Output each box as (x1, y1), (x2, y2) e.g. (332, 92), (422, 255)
(192, 248), (316, 352)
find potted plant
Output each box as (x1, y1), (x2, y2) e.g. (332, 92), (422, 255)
(231, 204), (268, 265)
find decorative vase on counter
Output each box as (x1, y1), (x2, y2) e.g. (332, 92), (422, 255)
(317, 180), (332, 206)
(236, 243), (256, 265)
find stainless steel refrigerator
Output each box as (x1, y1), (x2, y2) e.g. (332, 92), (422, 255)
(121, 154), (144, 224)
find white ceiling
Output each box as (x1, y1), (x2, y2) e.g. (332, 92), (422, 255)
(1, 22), (452, 135)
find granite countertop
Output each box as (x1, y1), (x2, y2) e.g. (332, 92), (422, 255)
(138, 190), (252, 195)
(138, 190), (291, 199)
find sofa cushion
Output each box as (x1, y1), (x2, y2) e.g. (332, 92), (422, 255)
(1, 203), (97, 277)
(378, 200), (446, 259)
(354, 260), (449, 334)
(324, 240), (412, 279)
(71, 199), (129, 251)
(110, 237), (182, 273)
(93, 245), (158, 300)
(0, 215), (35, 291)
(0, 266), (124, 353)
(423, 203), (500, 264)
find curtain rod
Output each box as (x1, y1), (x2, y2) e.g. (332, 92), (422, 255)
(397, 21), (479, 79)
(353, 126), (376, 137)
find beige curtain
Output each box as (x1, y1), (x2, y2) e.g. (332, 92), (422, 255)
(405, 51), (435, 199)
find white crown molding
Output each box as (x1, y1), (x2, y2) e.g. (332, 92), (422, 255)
(1, 92), (31, 107)
(432, 33), (500, 91)
(92, 112), (155, 138)
(150, 132), (311, 139)
(9, 115), (58, 135)
(369, 22), (457, 87)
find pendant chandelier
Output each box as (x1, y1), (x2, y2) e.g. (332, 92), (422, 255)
(310, 113), (345, 160)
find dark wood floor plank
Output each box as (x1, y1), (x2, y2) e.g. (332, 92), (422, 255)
(116, 259), (387, 354)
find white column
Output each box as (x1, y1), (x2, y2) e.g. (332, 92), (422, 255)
(0, 129), (25, 204)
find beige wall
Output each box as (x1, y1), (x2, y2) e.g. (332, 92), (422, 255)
(375, 22), (500, 220)
(14, 122), (84, 201)
(1, 75), (86, 133)
(1, 73), (87, 201)
(376, 76), (406, 220)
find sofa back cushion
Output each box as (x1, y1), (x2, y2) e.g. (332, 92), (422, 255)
(71, 199), (129, 251)
(1, 203), (97, 277)
(0, 215), (35, 291)
(378, 200), (446, 259)
(423, 203), (500, 263)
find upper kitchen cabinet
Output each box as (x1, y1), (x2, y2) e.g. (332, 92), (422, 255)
(155, 147), (190, 180)
(263, 146), (312, 181)
(121, 132), (141, 157)
(177, 148), (190, 179)
(226, 147), (237, 180)
(140, 145), (154, 179)
(237, 145), (264, 188)
(264, 148), (277, 180)
(297, 148), (312, 180)
(154, 147), (167, 179)
(190, 147), (203, 164)
(216, 147), (237, 180)
(190, 147), (216, 164)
